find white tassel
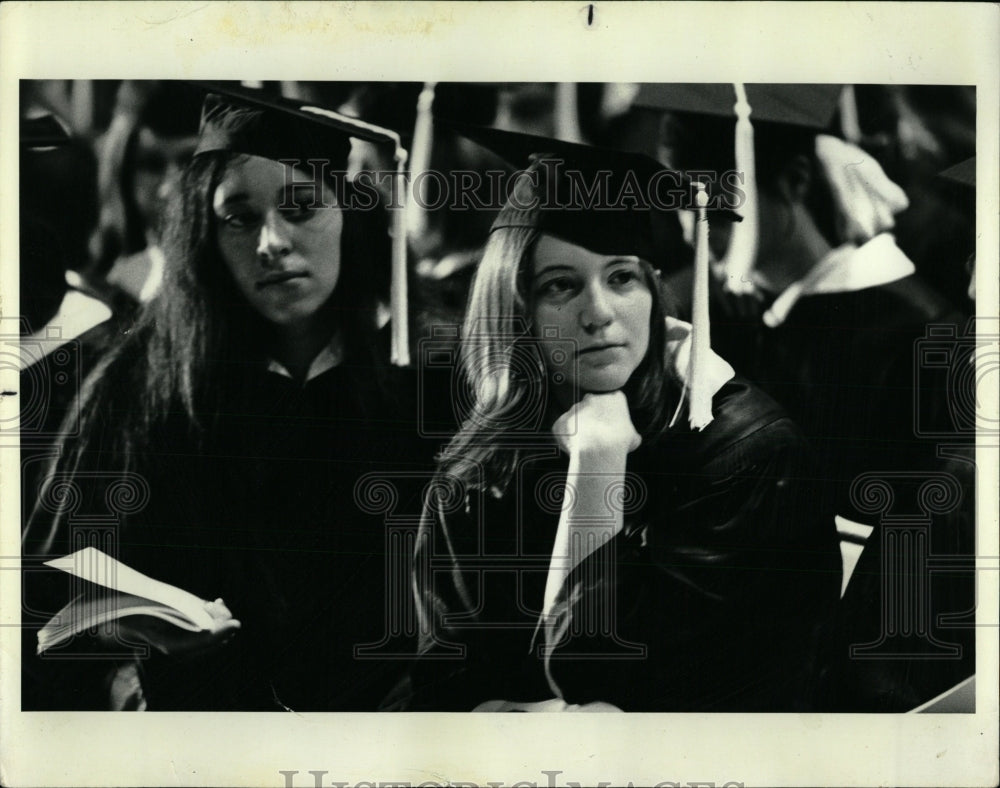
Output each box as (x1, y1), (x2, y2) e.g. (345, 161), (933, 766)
(554, 82), (584, 143)
(687, 183), (714, 430)
(391, 152), (410, 367)
(720, 83), (759, 296)
(839, 84), (862, 145)
(407, 82), (436, 241)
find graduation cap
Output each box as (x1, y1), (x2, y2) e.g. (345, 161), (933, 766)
(192, 81), (408, 166)
(448, 121), (735, 430)
(937, 156), (977, 299)
(939, 157), (976, 190)
(189, 81), (412, 364)
(634, 83), (844, 295)
(635, 83), (843, 132)
(21, 113), (72, 149)
(446, 120), (738, 267)
(937, 156), (976, 220)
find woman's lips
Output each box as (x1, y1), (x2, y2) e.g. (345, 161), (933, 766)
(578, 343), (626, 356)
(256, 271), (308, 289)
(577, 344), (629, 367)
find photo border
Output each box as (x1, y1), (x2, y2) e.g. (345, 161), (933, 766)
(2, 2), (998, 786)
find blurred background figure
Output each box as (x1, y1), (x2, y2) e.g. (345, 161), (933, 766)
(91, 80), (204, 307)
(846, 86), (976, 310)
(338, 81), (496, 334)
(19, 90), (106, 349)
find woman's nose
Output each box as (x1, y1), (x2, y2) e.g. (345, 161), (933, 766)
(579, 283), (614, 332)
(257, 213), (292, 264)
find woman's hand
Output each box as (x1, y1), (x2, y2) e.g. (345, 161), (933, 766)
(542, 392), (638, 620)
(112, 598), (241, 659)
(551, 391), (641, 457)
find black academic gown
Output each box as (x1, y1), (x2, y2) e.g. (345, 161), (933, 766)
(401, 378), (842, 712)
(668, 266), (975, 711)
(22, 335), (438, 711)
(705, 274), (965, 518)
(20, 321), (128, 710)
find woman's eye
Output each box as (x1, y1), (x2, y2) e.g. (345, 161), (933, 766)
(220, 211), (259, 230)
(609, 268), (639, 287)
(538, 277), (576, 298)
(280, 187), (323, 223)
(279, 203), (316, 223)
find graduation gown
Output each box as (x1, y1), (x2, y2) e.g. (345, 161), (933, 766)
(402, 378), (842, 711)
(22, 335), (437, 711)
(706, 278), (965, 523)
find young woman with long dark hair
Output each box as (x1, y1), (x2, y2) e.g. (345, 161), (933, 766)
(23, 88), (430, 711)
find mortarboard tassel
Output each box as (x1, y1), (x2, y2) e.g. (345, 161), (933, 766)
(279, 81), (306, 101)
(554, 82), (584, 144)
(407, 82), (436, 242)
(687, 182), (715, 430)
(839, 84), (862, 144)
(70, 80), (95, 134)
(719, 83), (759, 295)
(390, 149), (411, 366)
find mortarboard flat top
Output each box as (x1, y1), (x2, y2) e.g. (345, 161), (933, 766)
(448, 119), (674, 174)
(446, 121), (738, 271)
(939, 156), (976, 189)
(936, 157), (976, 216)
(21, 114), (72, 148)
(634, 83), (843, 131)
(191, 81), (404, 167)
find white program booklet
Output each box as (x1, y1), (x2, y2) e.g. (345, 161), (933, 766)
(36, 547), (216, 654)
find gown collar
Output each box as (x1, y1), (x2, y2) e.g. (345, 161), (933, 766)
(266, 334), (344, 382)
(762, 233), (916, 328)
(665, 316), (736, 400)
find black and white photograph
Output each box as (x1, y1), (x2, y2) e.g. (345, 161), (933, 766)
(1, 2), (998, 787)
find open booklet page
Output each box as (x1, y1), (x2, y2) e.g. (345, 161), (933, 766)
(37, 547), (217, 653)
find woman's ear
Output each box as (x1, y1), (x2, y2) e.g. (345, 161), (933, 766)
(774, 154), (814, 205)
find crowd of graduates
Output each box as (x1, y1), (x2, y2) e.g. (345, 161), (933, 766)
(18, 80), (979, 712)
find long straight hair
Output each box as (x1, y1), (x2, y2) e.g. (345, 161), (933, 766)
(436, 171), (682, 497)
(26, 151), (390, 553)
